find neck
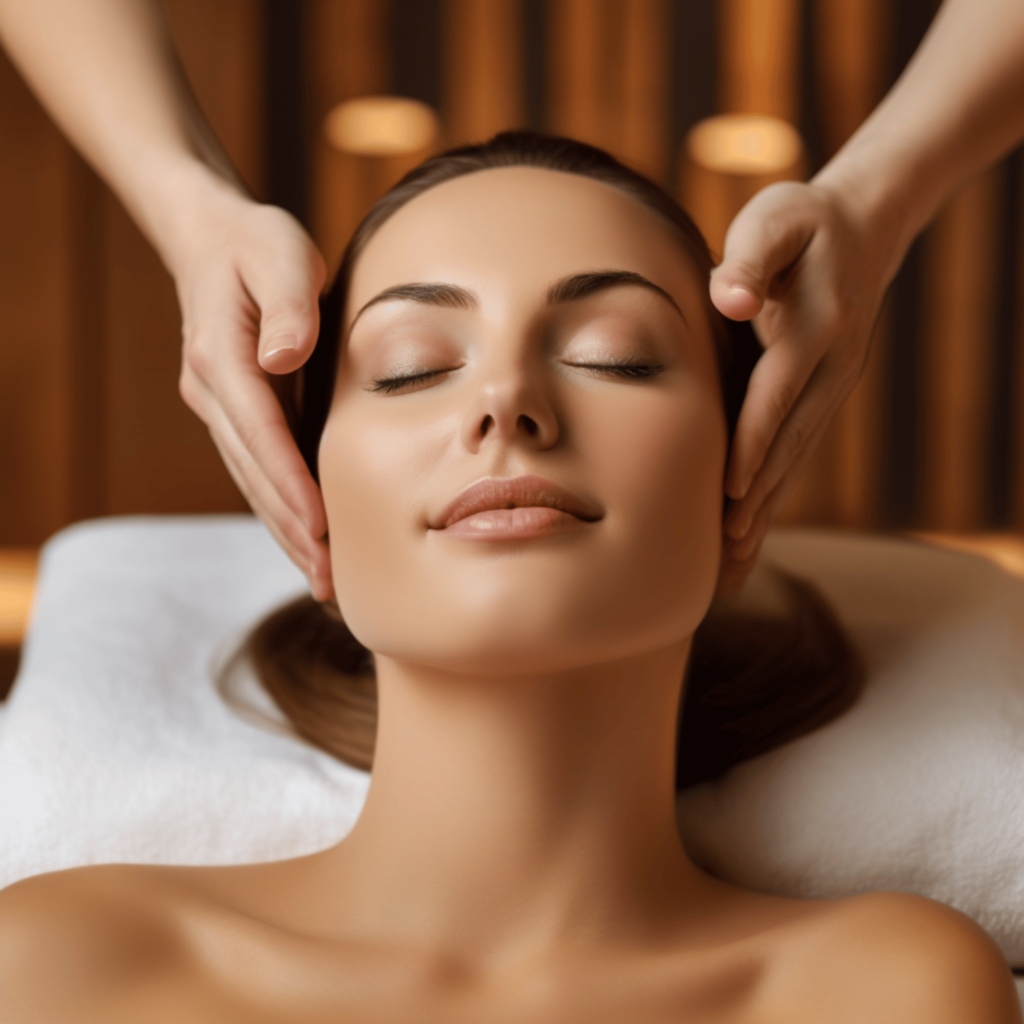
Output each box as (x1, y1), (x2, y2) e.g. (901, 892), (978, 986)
(313, 641), (711, 965)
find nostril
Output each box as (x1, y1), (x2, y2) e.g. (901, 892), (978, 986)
(479, 414), (494, 437)
(519, 415), (538, 436)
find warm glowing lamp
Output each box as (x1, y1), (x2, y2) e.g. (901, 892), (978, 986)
(680, 114), (806, 257)
(324, 96), (439, 157)
(0, 548), (38, 647)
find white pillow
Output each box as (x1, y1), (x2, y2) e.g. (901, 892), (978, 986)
(678, 530), (1024, 966)
(1, 517), (1022, 967)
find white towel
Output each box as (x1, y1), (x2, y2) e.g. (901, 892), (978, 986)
(0, 517), (369, 881)
(678, 530), (1024, 965)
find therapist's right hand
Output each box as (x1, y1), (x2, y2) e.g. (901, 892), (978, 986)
(172, 187), (332, 600)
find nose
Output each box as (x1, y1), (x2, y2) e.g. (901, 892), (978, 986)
(458, 356), (559, 453)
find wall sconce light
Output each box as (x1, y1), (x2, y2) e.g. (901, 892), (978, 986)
(681, 114), (806, 258)
(324, 96), (439, 157)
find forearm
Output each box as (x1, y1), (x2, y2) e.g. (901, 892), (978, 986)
(814, 0), (1024, 285)
(0, 0), (245, 270)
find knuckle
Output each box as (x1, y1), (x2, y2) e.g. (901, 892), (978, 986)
(184, 334), (215, 381)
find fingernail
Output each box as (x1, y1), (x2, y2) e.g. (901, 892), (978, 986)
(262, 334), (299, 362)
(729, 285), (755, 301)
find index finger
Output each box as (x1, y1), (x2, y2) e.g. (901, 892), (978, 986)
(725, 335), (820, 500)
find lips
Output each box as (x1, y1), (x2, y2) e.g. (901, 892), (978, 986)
(430, 475), (603, 535)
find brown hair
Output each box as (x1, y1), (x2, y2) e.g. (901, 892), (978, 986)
(233, 131), (863, 789)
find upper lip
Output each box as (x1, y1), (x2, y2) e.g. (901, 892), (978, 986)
(430, 475), (604, 529)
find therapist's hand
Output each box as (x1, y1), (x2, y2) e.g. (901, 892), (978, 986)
(711, 179), (889, 587)
(172, 185), (333, 599)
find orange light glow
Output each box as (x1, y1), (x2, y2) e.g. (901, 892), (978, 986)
(324, 96), (439, 157)
(0, 549), (38, 646)
(686, 114), (802, 175)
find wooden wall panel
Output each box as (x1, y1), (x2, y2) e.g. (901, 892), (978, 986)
(918, 172), (999, 530)
(717, 0), (800, 122)
(618, 0), (670, 183)
(308, 0), (390, 275)
(547, 0), (613, 150)
(66, 159), (110, 524)
(547, 0), (669, 181)
(444, 0), (524, 144)
(0, 51), (75, 545)
(814, 0), (888, 156)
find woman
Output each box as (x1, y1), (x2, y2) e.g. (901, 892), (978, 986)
(0, 133), (1018, 1023)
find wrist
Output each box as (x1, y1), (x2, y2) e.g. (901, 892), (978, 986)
(812, 143), (931, 291)
(134, 156), (252, 277)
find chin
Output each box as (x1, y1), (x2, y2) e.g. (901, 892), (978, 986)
(345, 580), (704, 677)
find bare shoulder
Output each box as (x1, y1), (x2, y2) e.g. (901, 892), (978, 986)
(771, 891), (1021, 1024)
(0, 864), (189, 1021)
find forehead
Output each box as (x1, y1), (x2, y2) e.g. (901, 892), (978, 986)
(345, 167), (705, 325)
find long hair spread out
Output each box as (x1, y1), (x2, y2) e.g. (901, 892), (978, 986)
(228, 131), (863, 789)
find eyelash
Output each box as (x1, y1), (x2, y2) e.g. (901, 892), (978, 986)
(571, 360), (665, 379)
(367, 360), (665, 394)
(367, 368), (451, 394)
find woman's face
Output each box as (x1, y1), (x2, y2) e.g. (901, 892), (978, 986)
(320, 167), (727, 674)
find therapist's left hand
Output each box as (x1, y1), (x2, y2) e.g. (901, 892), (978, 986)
(711, 179), (891, 592)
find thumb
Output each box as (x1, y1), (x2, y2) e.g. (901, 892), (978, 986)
(255, 245), (327, 375)
(257, 290), (321, 375)
(710, 182), (817, 322)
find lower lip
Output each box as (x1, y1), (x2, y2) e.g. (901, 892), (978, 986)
(437, 506), (593, 540)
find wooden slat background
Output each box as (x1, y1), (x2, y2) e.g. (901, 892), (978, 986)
(1, 0), (1021, 548)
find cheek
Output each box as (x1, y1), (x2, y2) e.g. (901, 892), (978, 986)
(573, 381), (726, 639)
(318, 401), (453, 646)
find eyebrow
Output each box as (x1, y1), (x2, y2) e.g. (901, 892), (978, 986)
(349, 269), (684, 329)
(547, 270), (685, 322)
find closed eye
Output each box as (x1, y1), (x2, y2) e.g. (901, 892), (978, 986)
(564, 360), (665, 380)
(368, 358), (664, 394)
(366, 367), (458, 394)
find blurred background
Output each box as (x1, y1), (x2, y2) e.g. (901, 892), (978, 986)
(1, 0), (1022, 555)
